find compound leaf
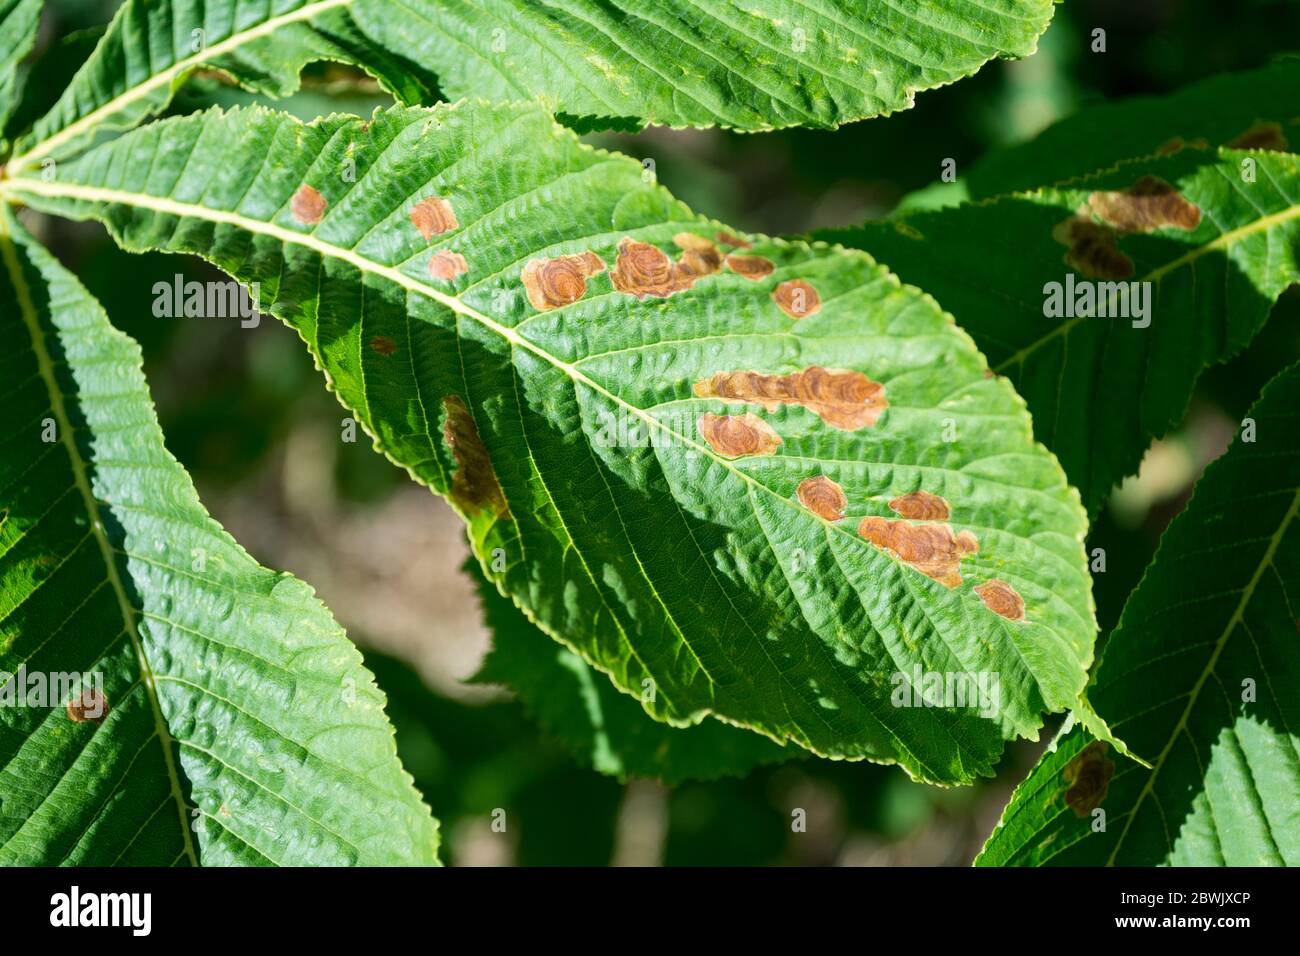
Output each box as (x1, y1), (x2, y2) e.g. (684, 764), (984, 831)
(7, 100), (1096, 785)
(978, 363), (1300, 866)
(0, 207), (439, 866)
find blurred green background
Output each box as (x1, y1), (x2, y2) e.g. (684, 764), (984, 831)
(17, 0), (1300, 864)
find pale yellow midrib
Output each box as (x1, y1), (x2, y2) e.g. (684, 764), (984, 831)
(6, 0), (354, 174)
(0, 214), (199, 866)
(1105, 484), (1300, 866)
(995, 201), (1300, 373)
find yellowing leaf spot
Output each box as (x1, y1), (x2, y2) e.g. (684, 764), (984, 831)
(857, 517), (979, 588)
(290, 184), (326, 225)
(797, 475), (846, 521)
(410, 196), (459, 239)
(521, 251), (605, 310)
(693, 366), (887, 431)
(697, 412), (782, 458)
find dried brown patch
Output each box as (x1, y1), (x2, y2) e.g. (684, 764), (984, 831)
(715, 231), (752, 249)
(858, 517), (979, 588)
(610, 236), (719, 298)
(693, 366), (887, 431)
(974, 579), (1025, 621)
(697, 413), (782, 458)
(369, 335), (397, 356)
(428, 251), (469, 282)
(290, 184), (327, 225)
(1087, 176), (1201, 234)
(724, 254), (775, 281)
(772, 279), (821, 318)
(797, 476), (847, 521)
(1226, 121), (1289, 152)
(1052, 218), (1135, 280)
(1155, 136), (1208, 155)
(889, 490), (951, 521)
(66, 688), (108, 724)
(410, 196), (459, 239)
(521, 251), (605, 310)
(1063, 741), (1114, 818)
(442, 395), (508, 516)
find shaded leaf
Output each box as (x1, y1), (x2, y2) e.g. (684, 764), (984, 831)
(0, 0), (41, 137)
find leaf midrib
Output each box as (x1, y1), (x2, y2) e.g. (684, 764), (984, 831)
(0, 212), (198, 865)
(5, 0), (355, 173)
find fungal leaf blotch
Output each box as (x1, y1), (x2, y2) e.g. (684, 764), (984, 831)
(410, 196), (459, 239)
(521, 251), (605, 310)
(1087, 177), (1201, 234)
(66, 688), (108, 724)
(715, 231), (752, 249)
(725, 254), (775, 281)
(693, 367), (887, 431)
(1063, 741), (1114, 818)
(290, 184), (326, 225)
(697, 412), (782, 458)
(797, 475), (847, 521)
(370, 335), (397, 356)
(442, 395), (508, 516)
(428, 250), (468, 281)
(610, 235), (720, 299)
(858, 517), (979, 588)
(889, 490), (951, 521)
(773, 279), (821, 318)
(974, 579), (1026, 621)
(1052, 217), (1135, 280)
(1226, 121), (1289, 152)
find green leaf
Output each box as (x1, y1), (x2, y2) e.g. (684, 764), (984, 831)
(968, 59), (1300, 198)
(977, 363), (1300, 866)
(0, 0), (42, 138)
(6, 0), (442, 171)
(469, 559), (792, 784)
(353, 0), (1057, 131)
(0, 208), (439, 865)
(5, 100), (1096, 786)
(822, 148), (1300, 514)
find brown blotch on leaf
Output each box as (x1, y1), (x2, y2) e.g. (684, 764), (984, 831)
(369, 335), (397, 356)
(725, 254), (776, 281)
(673, 233), (723, 278)
(428, 250), (469, 282)
(715, 231), (752, 249)
(442, 395), (508, 516)
(521, 251), (605, 310)
(889, 490), (951, 521)
(693, 366), (887, 431)
(67, 688), (108, 724)
(1087, 176), (1202, 234)
(610, 236), (719, 299)
(1156, 136), (1209, 155)
(697, 412), (782, 458)
(1052, 218), (1135, 280)
(974, 579), (1026, 622)
(772, 279), (821, 318)
(797, 476), (847, 521)
(290, 184), (327, 225)
(1063, 741), (1115, 818)
(1226, 121), (1289, 152)
(858, 517), (979, 588)
(410, 196), (459, 239)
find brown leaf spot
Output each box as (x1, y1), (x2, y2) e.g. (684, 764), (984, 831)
(889, 490), (951, 521)
(1052, 218), (1135, 280)
(610, 236), (719, 299)
(857, 517), (978, 588)
(974, 579), (1025, 621)
(1226, 121), (1289, 152)
(715, 231), (752, 249)
(797, 476), (846, 521)
(67, 688), (108, 724)
(428, 250), (469, 282)
(369, 335), (397, 356)
(521, 251), (605, 310)
(1155, 136), (1209, 155)
(410, 196), (459, 239)
(442, 395), (508, 516)
(673, 233), (723, 280)
(290, 185), (327, 225)
(697, 413), (782, 458)
(1063, 741), (1114, 818)
(1087, 176), (1201, 234)
(772, 279), (821, 318)
(724, 254), (776, 281)
(693, 366), (887, 431)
